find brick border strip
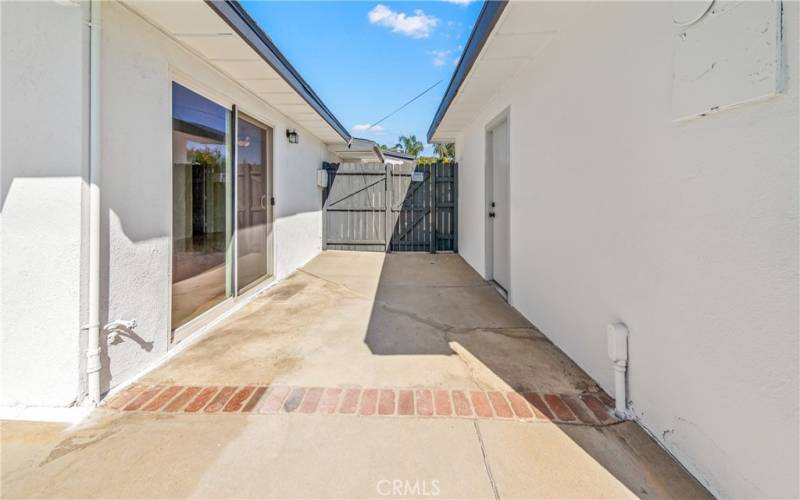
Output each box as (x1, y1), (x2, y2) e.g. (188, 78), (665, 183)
(105, 384), (619, 425)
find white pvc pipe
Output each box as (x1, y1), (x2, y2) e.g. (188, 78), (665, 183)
(612, 359), (627, 418)
(607, 322), (629, 419)
(86, 0), (102, 405)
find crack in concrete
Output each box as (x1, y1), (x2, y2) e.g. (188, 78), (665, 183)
(473, 420), (500, 500)
(295, 269), (372, 300)
(378, 302), (541, 340)
(297, 268), (542, 340)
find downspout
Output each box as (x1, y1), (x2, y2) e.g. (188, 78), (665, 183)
(86, 0), (102, 405)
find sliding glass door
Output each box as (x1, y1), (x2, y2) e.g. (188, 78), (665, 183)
(236, 115), (273, 293)
(171, 82), (232, 330)
(171, 83), (274, 332)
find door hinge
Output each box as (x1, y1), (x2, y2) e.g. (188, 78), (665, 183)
(271, 197), (275, 206)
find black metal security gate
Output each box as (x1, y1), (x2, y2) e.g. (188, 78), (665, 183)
(322, 161), (457, 253)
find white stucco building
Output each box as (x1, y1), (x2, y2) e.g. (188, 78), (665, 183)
(428, 1), (798, 498)
(2, 1), (798, 497)
(1, 0), (358, 408)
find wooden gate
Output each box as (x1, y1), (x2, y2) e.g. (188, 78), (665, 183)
(322, 161), (458, 253)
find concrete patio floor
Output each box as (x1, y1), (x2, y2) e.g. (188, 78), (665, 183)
(1, 251), (711, 499)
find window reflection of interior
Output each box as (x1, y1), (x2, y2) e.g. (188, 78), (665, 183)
(171, 82), (230, 330)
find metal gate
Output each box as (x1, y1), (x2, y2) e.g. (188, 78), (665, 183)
(322, 161), (457, 253)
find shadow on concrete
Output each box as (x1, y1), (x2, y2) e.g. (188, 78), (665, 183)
(362, 252), (711, 499)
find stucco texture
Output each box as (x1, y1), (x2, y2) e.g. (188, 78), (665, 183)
(2, 1), (337, 406)
(452, 2), (799, 498)
(1, 1), (86, 407)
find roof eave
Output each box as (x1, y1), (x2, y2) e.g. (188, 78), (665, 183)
(206, 0), (351, 142)
(426, 0), (508, 143)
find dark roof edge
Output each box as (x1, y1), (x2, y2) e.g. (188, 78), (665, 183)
(382, 150), (415, 160)
(426, 0), (508, 143)
(206, 0), (351, 142)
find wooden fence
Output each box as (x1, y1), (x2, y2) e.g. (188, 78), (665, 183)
(322, 161), (457, 253)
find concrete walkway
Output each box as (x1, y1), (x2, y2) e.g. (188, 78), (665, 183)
(1, 252), (710, 498)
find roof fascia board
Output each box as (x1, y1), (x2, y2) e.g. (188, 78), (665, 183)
(383, 151), (414, 160)
(426, 0), (508, 143)
(206, 0), (351, 142)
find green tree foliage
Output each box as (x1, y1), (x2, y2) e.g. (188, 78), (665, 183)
(396, 135), (425, 158)
(190, 147), (223, 171)
(434, 143), (455, 161)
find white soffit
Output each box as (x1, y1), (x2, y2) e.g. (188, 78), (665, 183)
(124, 0), (344, 144)
(431, 2), (555, 143)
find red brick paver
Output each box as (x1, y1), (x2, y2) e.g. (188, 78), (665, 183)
(258, 386), (290, 414)
(544, 394), (576, 422)
(223, 386), (256, 413)
(415, 389), (434, 417)
(107, 384), (147, 410)
(470, 390), (494, 418)
(397, 390), (414, 416)
(124, 385), (164, 411)
(562, 395), (597, 424)
(434, 390), (452, 416)
(452, 390), (473, 417)
(488, 392), (513, 418)
(581, 394), (613, 423)
(507, 392), (534, 419)
(299, 387), (324, 414)
(282, 387), (306, 413)
(523, 392), (554, 420)
(318, 388), (342, 415)
(164, 387), (201, 412)
(339, 388), (361, 414)
(204, 386), (237, 413)
(378, 390), (396, 415)
(143, 385), (183, 412)
(106, 384), (619, 426)
(184, 387), (219, 413)
(242, 386), (267, 413)
(359, 389), (378, 416)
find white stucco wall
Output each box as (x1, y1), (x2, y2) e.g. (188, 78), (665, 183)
(1, 1), (87, 407)
(99, 2), (333, 392)
(454, 3), (798, 498)
(2, 1), (336, 406)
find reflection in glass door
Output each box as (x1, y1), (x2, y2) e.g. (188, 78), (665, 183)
(171, 82), (232, 330)
(236, 115), (272, 293)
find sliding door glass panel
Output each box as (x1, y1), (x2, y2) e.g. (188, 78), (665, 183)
(236, 116), (272, 292)
(171, 82), (232, 330)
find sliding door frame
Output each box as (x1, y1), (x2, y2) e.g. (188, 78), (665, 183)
(233, 109), (275, 296)
(169, 76), (275, 345)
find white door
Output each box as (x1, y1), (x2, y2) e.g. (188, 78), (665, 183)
(490, 119), (510, 291)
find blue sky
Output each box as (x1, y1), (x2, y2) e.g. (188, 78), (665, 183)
(241, 1), (483, 155)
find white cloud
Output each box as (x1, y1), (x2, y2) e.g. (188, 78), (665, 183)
(429, 49), (451, 67)
(443, 0), (473, 5)
(351, 124), (385, 133)
(368, 4), (439, 39)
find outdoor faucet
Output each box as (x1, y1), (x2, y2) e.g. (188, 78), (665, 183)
(104, 319), (138, 343)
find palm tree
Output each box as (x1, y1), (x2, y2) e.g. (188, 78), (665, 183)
(397, 135), (425, 158)
(434, 143), (455, 161)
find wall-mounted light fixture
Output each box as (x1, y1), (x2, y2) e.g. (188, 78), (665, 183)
(286, 129), (299, 144)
